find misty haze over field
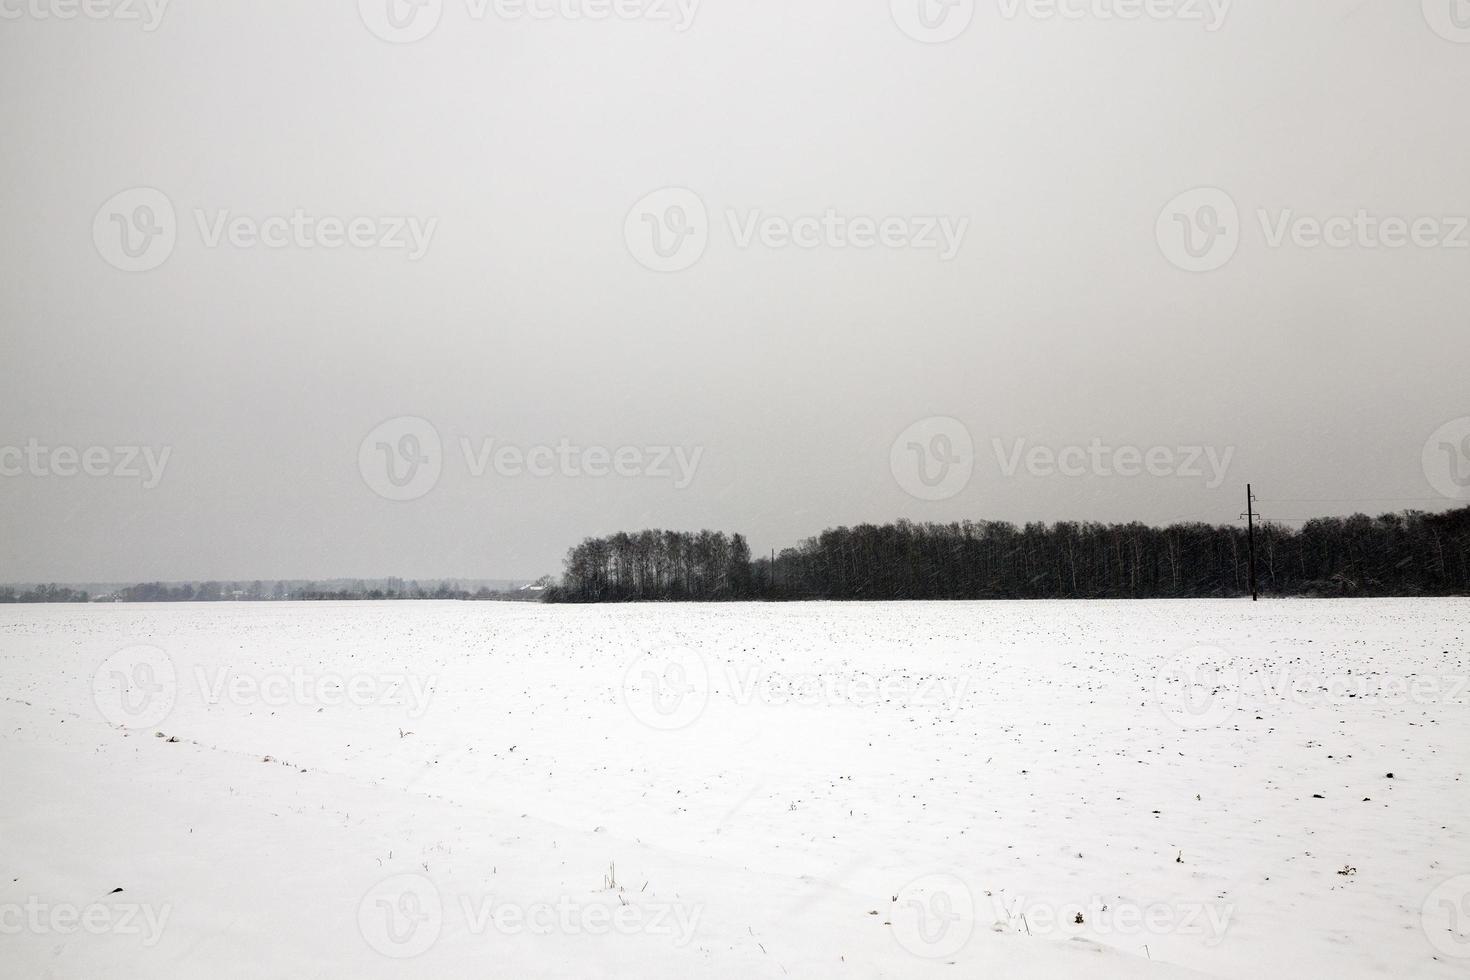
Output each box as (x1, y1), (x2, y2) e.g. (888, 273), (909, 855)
(4, 1), (1470, 584)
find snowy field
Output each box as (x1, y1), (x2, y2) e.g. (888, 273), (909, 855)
(1, 599), (1468, 979)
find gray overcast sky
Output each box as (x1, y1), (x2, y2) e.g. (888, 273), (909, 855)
(2, 0), (1469, 582)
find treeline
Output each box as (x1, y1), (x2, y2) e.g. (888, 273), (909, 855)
(546, 507), (1470, 601)
(549, 531), (754, 601)
(0, 585), (89, 603)
(2, 579), (552, 603)
(110, 580), (549, 602)
(295, 584), (527, 601)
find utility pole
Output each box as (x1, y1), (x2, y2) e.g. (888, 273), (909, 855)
(1242, 484), (1259, 601)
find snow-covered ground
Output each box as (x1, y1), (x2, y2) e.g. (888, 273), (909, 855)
(1, 599), (1467, 978)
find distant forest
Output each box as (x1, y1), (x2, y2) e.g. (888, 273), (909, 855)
(0, 579), (550, 604)
(546, 506), (1470, 602)
(8, 508), (1467, 604)
(0, 585), (93, 604)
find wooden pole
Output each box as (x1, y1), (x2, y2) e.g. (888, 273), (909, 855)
(1246, 483), (1258, 601)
